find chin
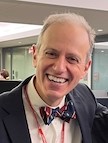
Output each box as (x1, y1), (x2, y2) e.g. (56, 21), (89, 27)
(47, 91), (64, 98)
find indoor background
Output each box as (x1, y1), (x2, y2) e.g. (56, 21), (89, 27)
(0, 0), (108, 96)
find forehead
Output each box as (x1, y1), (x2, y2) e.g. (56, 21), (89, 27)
(42, 22), (89, 45)
(38, 24), (90, 62)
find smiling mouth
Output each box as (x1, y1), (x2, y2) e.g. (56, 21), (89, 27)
(47, 74), (68, 83)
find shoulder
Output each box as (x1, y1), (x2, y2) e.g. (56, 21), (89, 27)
(0, 75), (33, 105)
(68, 83), (97, 115)
(74, 83), (93, 93)
(72, 83), (96, 102)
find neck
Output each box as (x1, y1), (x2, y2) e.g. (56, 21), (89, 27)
(42, 96), (65, 107)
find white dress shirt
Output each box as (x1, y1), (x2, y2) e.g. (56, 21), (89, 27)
(22, 76), (82, 143)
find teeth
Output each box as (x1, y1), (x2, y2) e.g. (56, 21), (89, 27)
(48, 75), (66, 83)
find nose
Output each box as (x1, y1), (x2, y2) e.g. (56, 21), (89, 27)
(52, 56), (67, 73)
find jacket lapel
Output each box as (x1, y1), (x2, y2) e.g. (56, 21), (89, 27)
(72, 95), (92, 143)
(1, 78), (32, 143)
(3, 111), (31, 143)
(67, 89), (93, 143)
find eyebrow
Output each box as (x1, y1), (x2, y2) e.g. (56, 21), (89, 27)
(44, 48), (58, 52)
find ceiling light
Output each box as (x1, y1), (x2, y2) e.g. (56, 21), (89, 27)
(97, 29), (103, 32)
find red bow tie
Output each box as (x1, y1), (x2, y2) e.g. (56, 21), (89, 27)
(40, 100), (76, 125)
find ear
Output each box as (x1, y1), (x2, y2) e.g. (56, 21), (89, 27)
(80, 60), (92, 79)
(32, 44), (38, 68)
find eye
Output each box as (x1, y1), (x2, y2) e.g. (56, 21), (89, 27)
(67, 56), (80, 64)
(45, 50), (58, 59)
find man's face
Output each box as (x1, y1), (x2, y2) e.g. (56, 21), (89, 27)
(33, 22), (91, 106)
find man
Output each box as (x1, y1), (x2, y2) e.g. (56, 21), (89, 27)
(0, 13), (107, 143)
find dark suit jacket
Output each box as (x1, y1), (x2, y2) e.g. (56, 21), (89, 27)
(0, 76), (98, 143)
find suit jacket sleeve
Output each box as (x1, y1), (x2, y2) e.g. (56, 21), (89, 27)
(92, 103), (108, 143)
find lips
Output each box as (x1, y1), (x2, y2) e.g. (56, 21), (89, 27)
(47, 74), (67, 83)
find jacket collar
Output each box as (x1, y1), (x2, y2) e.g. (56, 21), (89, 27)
(67, 84), (95, 143)
(1, 76), (33, 143)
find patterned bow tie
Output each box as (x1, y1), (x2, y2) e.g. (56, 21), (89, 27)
(40, 100), (76, 125)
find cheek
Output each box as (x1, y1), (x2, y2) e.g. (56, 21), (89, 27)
(36, 60), (45, 74)
(78, 65), (90, 79)
(70, 66), (85, 79)
(33, 54), (42, 68)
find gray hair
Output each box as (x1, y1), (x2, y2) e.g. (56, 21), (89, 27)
(36, 13), (96, 59)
